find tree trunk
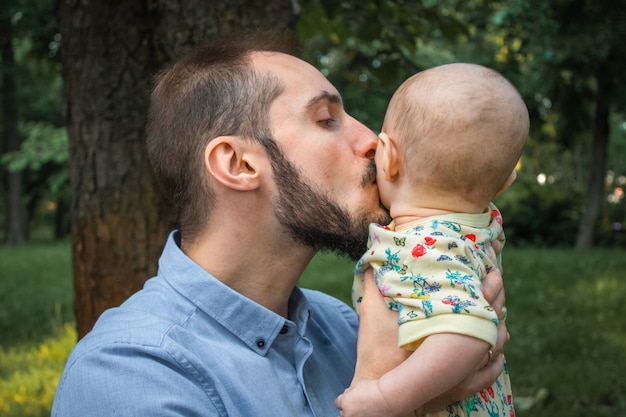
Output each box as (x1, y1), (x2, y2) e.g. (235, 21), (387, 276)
(57, 0), (299, 338)
(0, 7), (25, 244)
(575, 64), (611, 249)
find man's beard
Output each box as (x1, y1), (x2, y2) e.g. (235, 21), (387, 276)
(259, 137), (390, 261)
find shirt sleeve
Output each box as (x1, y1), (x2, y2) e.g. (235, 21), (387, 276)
(52, 341), (221, 417)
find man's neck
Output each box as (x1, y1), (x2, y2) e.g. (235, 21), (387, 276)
(183, 227), (315, 317)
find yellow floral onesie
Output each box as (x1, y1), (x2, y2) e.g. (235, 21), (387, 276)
(352, 203), (515, 417)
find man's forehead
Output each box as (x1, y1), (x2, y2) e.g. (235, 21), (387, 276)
(250, 51), (340, 99)
(250, 50), (304, 71)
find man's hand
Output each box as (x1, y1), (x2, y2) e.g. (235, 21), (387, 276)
(352, 268), (410, 383)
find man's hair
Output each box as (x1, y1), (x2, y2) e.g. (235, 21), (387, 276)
(146, 30), (299, 242)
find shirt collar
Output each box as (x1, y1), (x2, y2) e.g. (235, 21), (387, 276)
(157, 231), (311, 355)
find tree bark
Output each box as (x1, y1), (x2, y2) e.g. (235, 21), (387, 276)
(57, 0), (299, 338)
(1, 7), (25, 244)
(575, 63), (611, 249)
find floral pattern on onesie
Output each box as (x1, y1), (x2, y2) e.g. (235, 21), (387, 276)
(352, 203), (515, 417)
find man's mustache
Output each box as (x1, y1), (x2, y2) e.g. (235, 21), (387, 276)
(362, 159), (377, 188)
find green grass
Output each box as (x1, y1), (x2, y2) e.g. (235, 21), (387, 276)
(501, 249), (626, 417)
(0, 241), (74, 348)
(0, 324), (76, 416)
(300, 249), (626, 417)
(0, 241), (74, 417)
(1, 243), (625, 416)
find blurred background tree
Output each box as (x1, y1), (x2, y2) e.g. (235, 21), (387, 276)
(1, 0), (65, 244)
(1, 0), (625, 333)
(55, 0), (299, 338)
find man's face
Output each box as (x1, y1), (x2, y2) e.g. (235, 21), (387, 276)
(251, 52), (390, 260)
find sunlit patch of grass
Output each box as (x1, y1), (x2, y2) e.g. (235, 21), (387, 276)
(1, 241), (75, 417)
(0, 323), (76, 417)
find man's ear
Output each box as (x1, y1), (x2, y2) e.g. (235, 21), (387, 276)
(378, 132), (399, 181)
(204, 136), (263, 191)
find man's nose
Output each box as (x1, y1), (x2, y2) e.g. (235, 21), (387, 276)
(352, 121), (378, 160)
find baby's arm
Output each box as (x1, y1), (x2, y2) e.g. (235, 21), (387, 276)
(336, 333), (489, 417)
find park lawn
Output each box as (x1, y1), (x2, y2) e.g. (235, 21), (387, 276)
(300, 248), (626, 417)
(0, 241), (74, 417)
(1, 242), (625, 417)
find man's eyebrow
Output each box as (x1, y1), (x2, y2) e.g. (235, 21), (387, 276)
(305, 91), (343, 109)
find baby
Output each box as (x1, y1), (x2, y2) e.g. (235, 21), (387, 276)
(337, 63), (529, 417)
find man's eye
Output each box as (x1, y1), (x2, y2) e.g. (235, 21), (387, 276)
(319, 118), (336, 127)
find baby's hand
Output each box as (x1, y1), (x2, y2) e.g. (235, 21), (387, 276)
(335, 380), (403, 417)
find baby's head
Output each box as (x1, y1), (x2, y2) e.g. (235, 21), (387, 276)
(379, 63), (529, 211)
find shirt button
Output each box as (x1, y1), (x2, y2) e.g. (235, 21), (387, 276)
(256, 339), (266, 348)
(279, 325), (288, 335)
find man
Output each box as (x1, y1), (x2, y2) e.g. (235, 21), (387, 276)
(53, 31), (507, 417)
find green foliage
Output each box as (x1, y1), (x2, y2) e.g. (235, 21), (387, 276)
(3, 121), (67, 169)
(9, 0), (59, 58)
(1, 0), (66, 241)
(481, 0), (626, 214)
(494, 133), (587, 247)
(610, 113), (626, 162)
(12, 37), (63, 125)
(490, 0), (626, 141)
(3, 0), (624, 246)
(296, 0), (476, 130)
(297, 0), (626, 248)
(5, 1), (63, 125)
(495, 176), (583, 247)
(1, 121), (69, 197)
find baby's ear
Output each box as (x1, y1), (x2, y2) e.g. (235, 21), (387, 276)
(204, 136), (263, 191)
(378, 132), (399, 181)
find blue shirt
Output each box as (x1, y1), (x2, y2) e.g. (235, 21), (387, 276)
(52, 232), (358, 416)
